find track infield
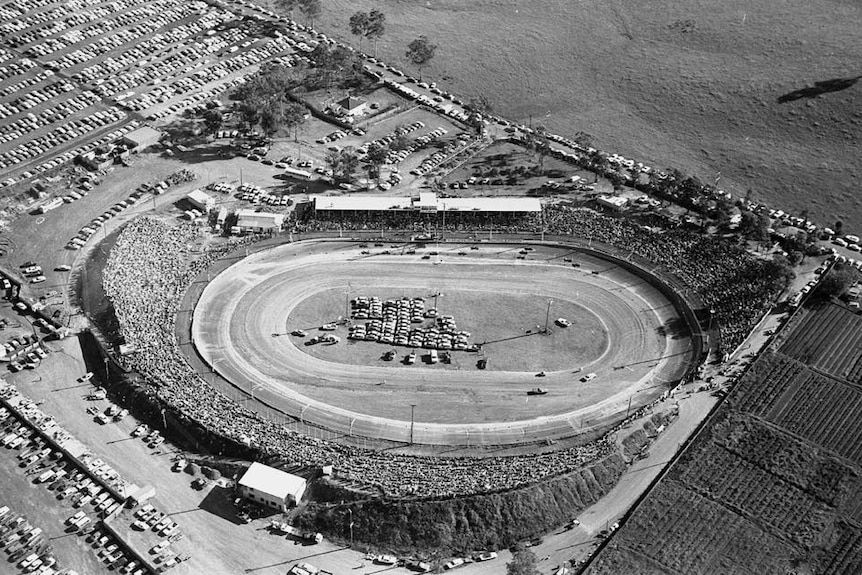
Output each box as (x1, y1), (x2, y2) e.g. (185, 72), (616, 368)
(191, 240), (695, 446)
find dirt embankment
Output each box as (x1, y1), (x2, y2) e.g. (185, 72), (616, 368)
(296, 452), (627, 554)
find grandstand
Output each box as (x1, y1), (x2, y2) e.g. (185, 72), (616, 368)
(309, 192), (541, 227)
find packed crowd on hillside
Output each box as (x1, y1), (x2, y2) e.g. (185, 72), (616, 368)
(541, 206), (782, 353)
(102, 204), (783, 497)
(103, 217), (618, 498)
(298, 204), (781, 354)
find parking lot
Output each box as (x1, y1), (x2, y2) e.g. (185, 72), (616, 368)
(0, 0), (328, 190)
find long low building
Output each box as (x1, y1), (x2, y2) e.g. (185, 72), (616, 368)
(310, 192), (541, 218)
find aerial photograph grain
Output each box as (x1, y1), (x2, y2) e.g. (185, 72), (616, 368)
(0, 0), (859, 574)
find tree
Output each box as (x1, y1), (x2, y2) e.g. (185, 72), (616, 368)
(738, 210), (770, 241)
(366, 10), (386, 57)
(326, 147), (359, 183)
(405, 35), (436, 81)
(572, 131), (593, 148)
(202, 108), (223, 135)
(281, 102), (307, 141)
(349, 11), (370, 52)
(506, 544), (540, 575)
(274, 0), (299, 20)
(834, 220), (844, 235)
(365, 142), (388, 182)
(816, 264), (857, 298)
(298, 0), (321, 27)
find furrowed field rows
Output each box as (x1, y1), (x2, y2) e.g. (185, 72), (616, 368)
(615, 479), (801, 574)
(815, 523), (862, 575)
(730, 352), (805, 415)
(780, 304), (862, 384)
(766, 371), (862, 466)
(710, 412), (858, 507)
(676, 442), (832, 545)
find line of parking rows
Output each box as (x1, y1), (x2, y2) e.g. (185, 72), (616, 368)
(0, 505), (63, 575)
(1, 382), (192, 573)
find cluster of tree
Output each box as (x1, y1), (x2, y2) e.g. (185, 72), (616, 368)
(233, 64), (307, 137)
(274, 0), (321, 26)
(307, 43), (362, 90)
(816, 263), (859, 298)
(349, 10), (386, 56)
(506, 544), (541, 575)
(325, 147), (359, 183)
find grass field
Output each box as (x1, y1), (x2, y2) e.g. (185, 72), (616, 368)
(586, 302), (862, 574)
(290, 287), (608, 372)
(296, 0), (862, 230)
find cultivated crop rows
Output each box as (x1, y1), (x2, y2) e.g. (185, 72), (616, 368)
(780, 304), (862, 384)
(815, 525), (862, 575)
(764, 370), (862, 466)
(730, 352), (805, 415)
(677, 441), (832, 546)
(614, 479), (798, 574)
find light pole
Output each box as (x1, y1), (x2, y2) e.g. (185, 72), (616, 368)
(347, 508), (354, 547)
(409, 404), (416, 445)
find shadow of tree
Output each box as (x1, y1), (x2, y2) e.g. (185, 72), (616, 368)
(776, 76), (861, 103)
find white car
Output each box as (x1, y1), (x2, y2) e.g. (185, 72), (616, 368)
(29, 275), (46, 284)
(581, 372), (597, 382)
(319, 323), (337, 331)
(555, 318), (572, 328)
(444, 558), (465, 570)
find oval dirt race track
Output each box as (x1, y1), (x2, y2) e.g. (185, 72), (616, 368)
(191, 240), (694, 446)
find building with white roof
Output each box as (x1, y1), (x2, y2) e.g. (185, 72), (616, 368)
(235, 209), (285, 233)
(186, 189), (215, 213)
(596, 195), (629, 211)
(238, 462), (307, 511)
(310, 193), (541, 217)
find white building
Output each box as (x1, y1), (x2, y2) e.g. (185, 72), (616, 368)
(238, 463), (307, 511)
(597, 195), (628, 211)
(186, 189), (216, 213)
(235, 209), (285, 233)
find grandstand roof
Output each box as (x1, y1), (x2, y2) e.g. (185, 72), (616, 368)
(312, 193), (541, 213)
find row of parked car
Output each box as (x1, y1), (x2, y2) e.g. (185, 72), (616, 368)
(0, 506), (62, 575)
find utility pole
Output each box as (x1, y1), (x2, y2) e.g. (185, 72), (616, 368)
(544, 300), (552, 334)
(347, 508), (354, 547)
(409, 404), (416, 445)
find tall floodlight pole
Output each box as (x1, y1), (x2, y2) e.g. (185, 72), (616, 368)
(544, 300), (552, 334)
(410, 404), (417, 445)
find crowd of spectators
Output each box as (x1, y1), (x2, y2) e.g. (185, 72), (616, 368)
(101, 203), (783, 499)
(102, 216), (619, 499)
(541, 205), (784, 354)
(297, 205), (782, 355)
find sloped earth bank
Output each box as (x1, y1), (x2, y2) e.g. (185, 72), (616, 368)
(295, 453), (626, 553)
(296, 0), (862, 229)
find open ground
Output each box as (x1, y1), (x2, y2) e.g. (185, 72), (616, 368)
(302, 0), (862, 229)
(191, 239), (694, 446)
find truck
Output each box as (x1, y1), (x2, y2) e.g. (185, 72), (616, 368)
(270, 520), (323, 544)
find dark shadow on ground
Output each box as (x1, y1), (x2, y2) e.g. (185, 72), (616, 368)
(777, 76), (861, 103)
(197, 484), (248, 525)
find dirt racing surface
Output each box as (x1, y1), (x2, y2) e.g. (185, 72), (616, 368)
(191, 239), (694, 445)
